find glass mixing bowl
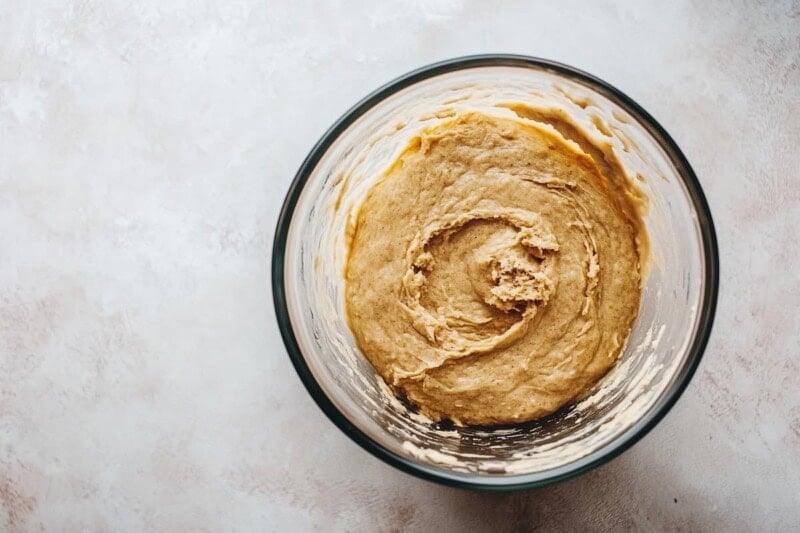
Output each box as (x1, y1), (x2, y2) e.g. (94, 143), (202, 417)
(272, 55), (718, 490)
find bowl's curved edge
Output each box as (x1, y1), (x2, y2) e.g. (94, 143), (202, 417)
(270, 54), (720, 491)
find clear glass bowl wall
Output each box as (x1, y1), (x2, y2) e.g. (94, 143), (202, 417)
(275, 61), (716, 489)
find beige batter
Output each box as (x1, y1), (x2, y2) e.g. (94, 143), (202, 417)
(345, 106), (647, 426)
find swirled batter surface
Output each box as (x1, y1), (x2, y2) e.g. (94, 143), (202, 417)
(345, 108), (647, 425)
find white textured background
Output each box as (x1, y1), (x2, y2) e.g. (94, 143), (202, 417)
(2, 1), (799, 531)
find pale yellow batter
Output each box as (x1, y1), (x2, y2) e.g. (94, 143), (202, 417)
(345, 107), (647, 426)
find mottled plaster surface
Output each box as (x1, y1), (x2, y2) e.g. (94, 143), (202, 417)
(1, 0), (799, 531)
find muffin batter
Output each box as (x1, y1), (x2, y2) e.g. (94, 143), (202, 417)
(345, 107), (647, 426)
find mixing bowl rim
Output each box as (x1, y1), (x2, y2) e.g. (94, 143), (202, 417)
(271, 54), (719, 491)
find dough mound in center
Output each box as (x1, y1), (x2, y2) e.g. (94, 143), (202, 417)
(345, 110), (646, 426)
